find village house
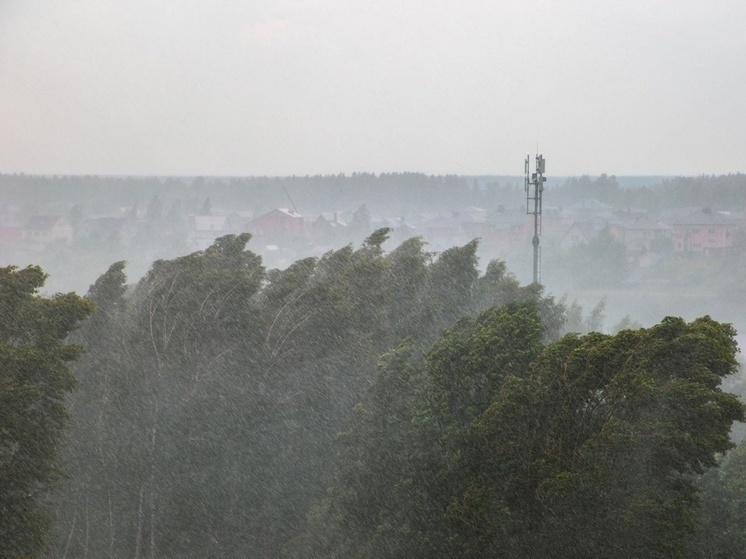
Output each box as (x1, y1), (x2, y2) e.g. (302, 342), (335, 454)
(559, 220), (607, 250)
(483, 212), (532, 256)
(187, 215), (232, 251)
(422, 214), (467, 249)
(245, 208), (305, 246)
(374, 216), (417, 245)
(226, 211), (254, 233)
(76, 216), (138, 249)
(308, 213), (347, 245)
(609, 219), (672, 253)
(22, 215), (73, 251)
(670, 207), (735, 256)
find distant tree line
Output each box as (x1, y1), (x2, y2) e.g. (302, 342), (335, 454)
(0, 173), (479, 218)
(3, 172), (745, 221)
(1, 231), (745, 557)
(552, 173), (746, 212)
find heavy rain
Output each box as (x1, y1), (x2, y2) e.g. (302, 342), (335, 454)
(2, 2), (746, 558)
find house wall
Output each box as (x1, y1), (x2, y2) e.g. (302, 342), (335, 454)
(247, 210), (305, 243)
(673, 224), (733, 254)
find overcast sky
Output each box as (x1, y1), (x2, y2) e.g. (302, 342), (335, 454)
(1, 0), (744, 177)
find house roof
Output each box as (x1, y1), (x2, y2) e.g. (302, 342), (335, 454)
(672, 208), (732, 226)
(379, 217), (413, 229)
(318, 213), (348, 226)
(613, 219), (672, 231)
(276, 208), (303, 219)
(249, 208), (304, 224)
(563, 220), (606, 241)
(312, 214), (347, 229)
(25, 215), (64, 230)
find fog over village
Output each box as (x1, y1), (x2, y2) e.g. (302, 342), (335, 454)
(3, 172), (746, 331)
(3, 1), (746, 558)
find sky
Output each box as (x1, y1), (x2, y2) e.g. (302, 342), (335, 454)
(1, 0), (745, 177)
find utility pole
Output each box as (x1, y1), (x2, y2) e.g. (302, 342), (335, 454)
(525, 153), (546, 285)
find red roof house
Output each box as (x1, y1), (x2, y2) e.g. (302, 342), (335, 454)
(246, 208), (305, 245)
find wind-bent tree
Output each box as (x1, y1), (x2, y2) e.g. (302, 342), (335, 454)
(0, 265), (92, 557)
(50, 232), (567, 558)
(467, 316), (743, 558)
(297, 311), (744, 559)
(692, 441), (746, 558)
(288, 302), (548, 558)
(51, 261), (132, 558)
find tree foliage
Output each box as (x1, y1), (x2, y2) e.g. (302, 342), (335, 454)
(298, 311), (744, 558)
(49, 232), (563, 557)
(0, 266), (92, 558)
(692, 441), (746, 558)
(14, 229), (740, 557)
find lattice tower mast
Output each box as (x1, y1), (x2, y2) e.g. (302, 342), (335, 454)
(525, 153), (546, 285)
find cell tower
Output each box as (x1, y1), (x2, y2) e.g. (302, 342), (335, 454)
(525, 153), (546, 285)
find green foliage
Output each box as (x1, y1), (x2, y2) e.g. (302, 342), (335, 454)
(691, 442), (746, 558)
(305, 311), (744, 558)
(0, 265), (92, 558)
(51, 233), (557, 557)
(42, 228), (746, 558)
(552, 173), (746, 213)
(295, 302), (547, 558)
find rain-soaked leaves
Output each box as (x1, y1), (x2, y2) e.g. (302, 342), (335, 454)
(11, 234), (743, 559)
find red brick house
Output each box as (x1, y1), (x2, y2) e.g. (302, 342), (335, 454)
(246, 208), (305, 245)
(671, 208), (734, 256)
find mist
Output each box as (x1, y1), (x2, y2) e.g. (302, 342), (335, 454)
(3, 1), (746, 557)
(3, 170), (746, 557)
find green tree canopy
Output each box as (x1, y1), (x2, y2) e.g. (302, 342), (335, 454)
(0, 265), (92, 557)
(49, 233), (566, 557)
(299, 311), (744, 559)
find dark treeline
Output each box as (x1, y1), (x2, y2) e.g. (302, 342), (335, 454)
(0, 173), (483, 217)
(2, 230), (745, 557)
(551, 173), (746, 212)
(3, 172), (746, 218)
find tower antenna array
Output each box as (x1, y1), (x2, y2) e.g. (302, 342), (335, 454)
(525, 153), (546, 285)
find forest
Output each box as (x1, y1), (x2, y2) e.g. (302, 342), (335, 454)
(3, 172), (746, 218)
(1, 227), (745, 558)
